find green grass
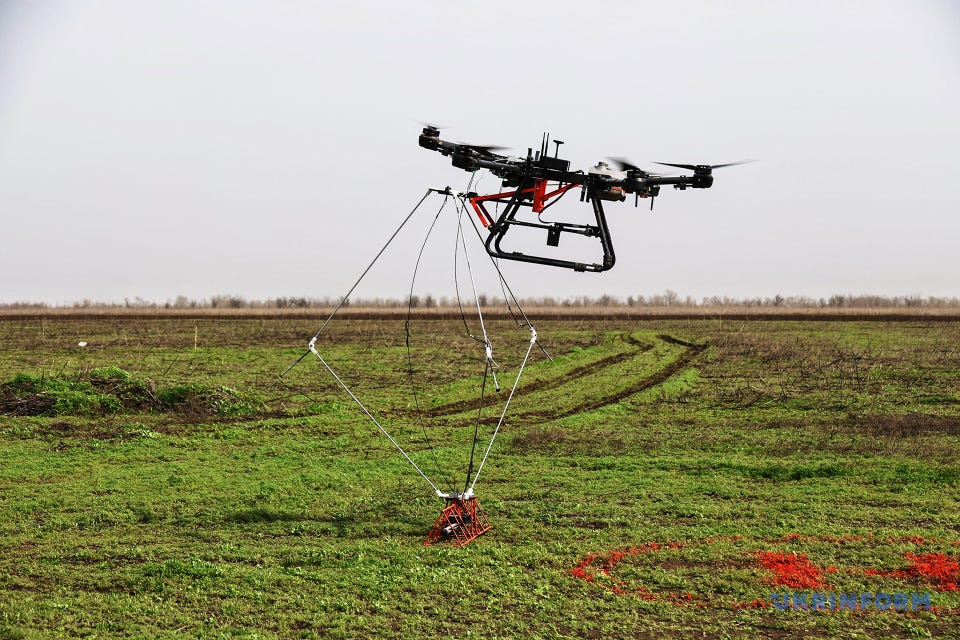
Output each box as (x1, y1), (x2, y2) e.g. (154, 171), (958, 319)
(0, 315), (958, 638)
(0, 366), (261, 419)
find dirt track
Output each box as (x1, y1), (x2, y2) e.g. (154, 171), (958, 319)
(510, 335), (707, 422)
(414, 333), (707, 427)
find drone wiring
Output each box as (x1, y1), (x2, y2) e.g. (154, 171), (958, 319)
(535, 180), (576, 224)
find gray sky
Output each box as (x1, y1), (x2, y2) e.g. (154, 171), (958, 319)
(1, 0), (958, 305)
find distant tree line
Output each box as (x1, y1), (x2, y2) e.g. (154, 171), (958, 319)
(3, 291), (960, 310)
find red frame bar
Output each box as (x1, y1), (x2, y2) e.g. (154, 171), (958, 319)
(468, 181), (581, 228)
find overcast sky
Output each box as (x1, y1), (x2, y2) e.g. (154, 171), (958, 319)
(1, 1), (958, 305)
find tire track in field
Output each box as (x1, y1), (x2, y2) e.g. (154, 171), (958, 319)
(510, 336), (706, 422)
(428, 334), (705, 426)
(420, 333), (653, 418)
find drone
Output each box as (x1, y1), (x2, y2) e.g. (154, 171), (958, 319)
(420, 126), (746, 273)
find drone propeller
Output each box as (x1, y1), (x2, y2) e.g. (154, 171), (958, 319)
(609, 157), (641, 172)
(608, 157), (664, 176)
(653, 160), (752, 173)
(456, 142), (510, 157)
(417, 121), (453, 141)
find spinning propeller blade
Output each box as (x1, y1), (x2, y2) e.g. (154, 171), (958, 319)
(416, 120), (450, 130)
(653, 160), (753, 172)
(456, 142), (510, 157)
(458, 142), (509, 153)
(609, 157), (641, 172)
(608, 157), (664, 176)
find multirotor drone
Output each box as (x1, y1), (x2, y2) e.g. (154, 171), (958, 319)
(420, 126), (746, 273)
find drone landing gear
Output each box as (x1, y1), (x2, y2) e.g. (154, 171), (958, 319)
(424, 495), (492, 547)
(470, 179), (616, 273)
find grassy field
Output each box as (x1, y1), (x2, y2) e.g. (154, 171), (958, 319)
(0, 313), (958, 638)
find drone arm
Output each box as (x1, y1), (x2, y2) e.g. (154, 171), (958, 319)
(655, 174), (713, 188)
(419, 135), (463, 159)
(419, 131), (514, 171)
(453, 155), (521, 178)
(624, 174), (713, 191)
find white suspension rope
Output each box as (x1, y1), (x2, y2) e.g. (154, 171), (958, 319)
(310, 188), (433, 342)
(282, 188), (449, 496)
(308, 341), (443, 496)
(467, 326), (538, 496)
(284, 185), (545, 503)
(460, 199), (554, 363)
(405, 196), (458, 494)
(456, 206), (500, 391)
(281, 188), (433, 377)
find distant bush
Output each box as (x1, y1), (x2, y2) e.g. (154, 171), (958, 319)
(3, 291), (959, 310)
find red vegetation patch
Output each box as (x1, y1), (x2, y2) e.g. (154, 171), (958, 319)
(756, 551), (832, 589)
(865, 553), (960, 592)
(569, 535), (960, 612)
(569, 542), (691, 604)
(731, 598), (769, 610)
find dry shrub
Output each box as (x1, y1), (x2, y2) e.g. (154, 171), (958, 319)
(510, 425), (568, 453)
(852, 413), (960, 437)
